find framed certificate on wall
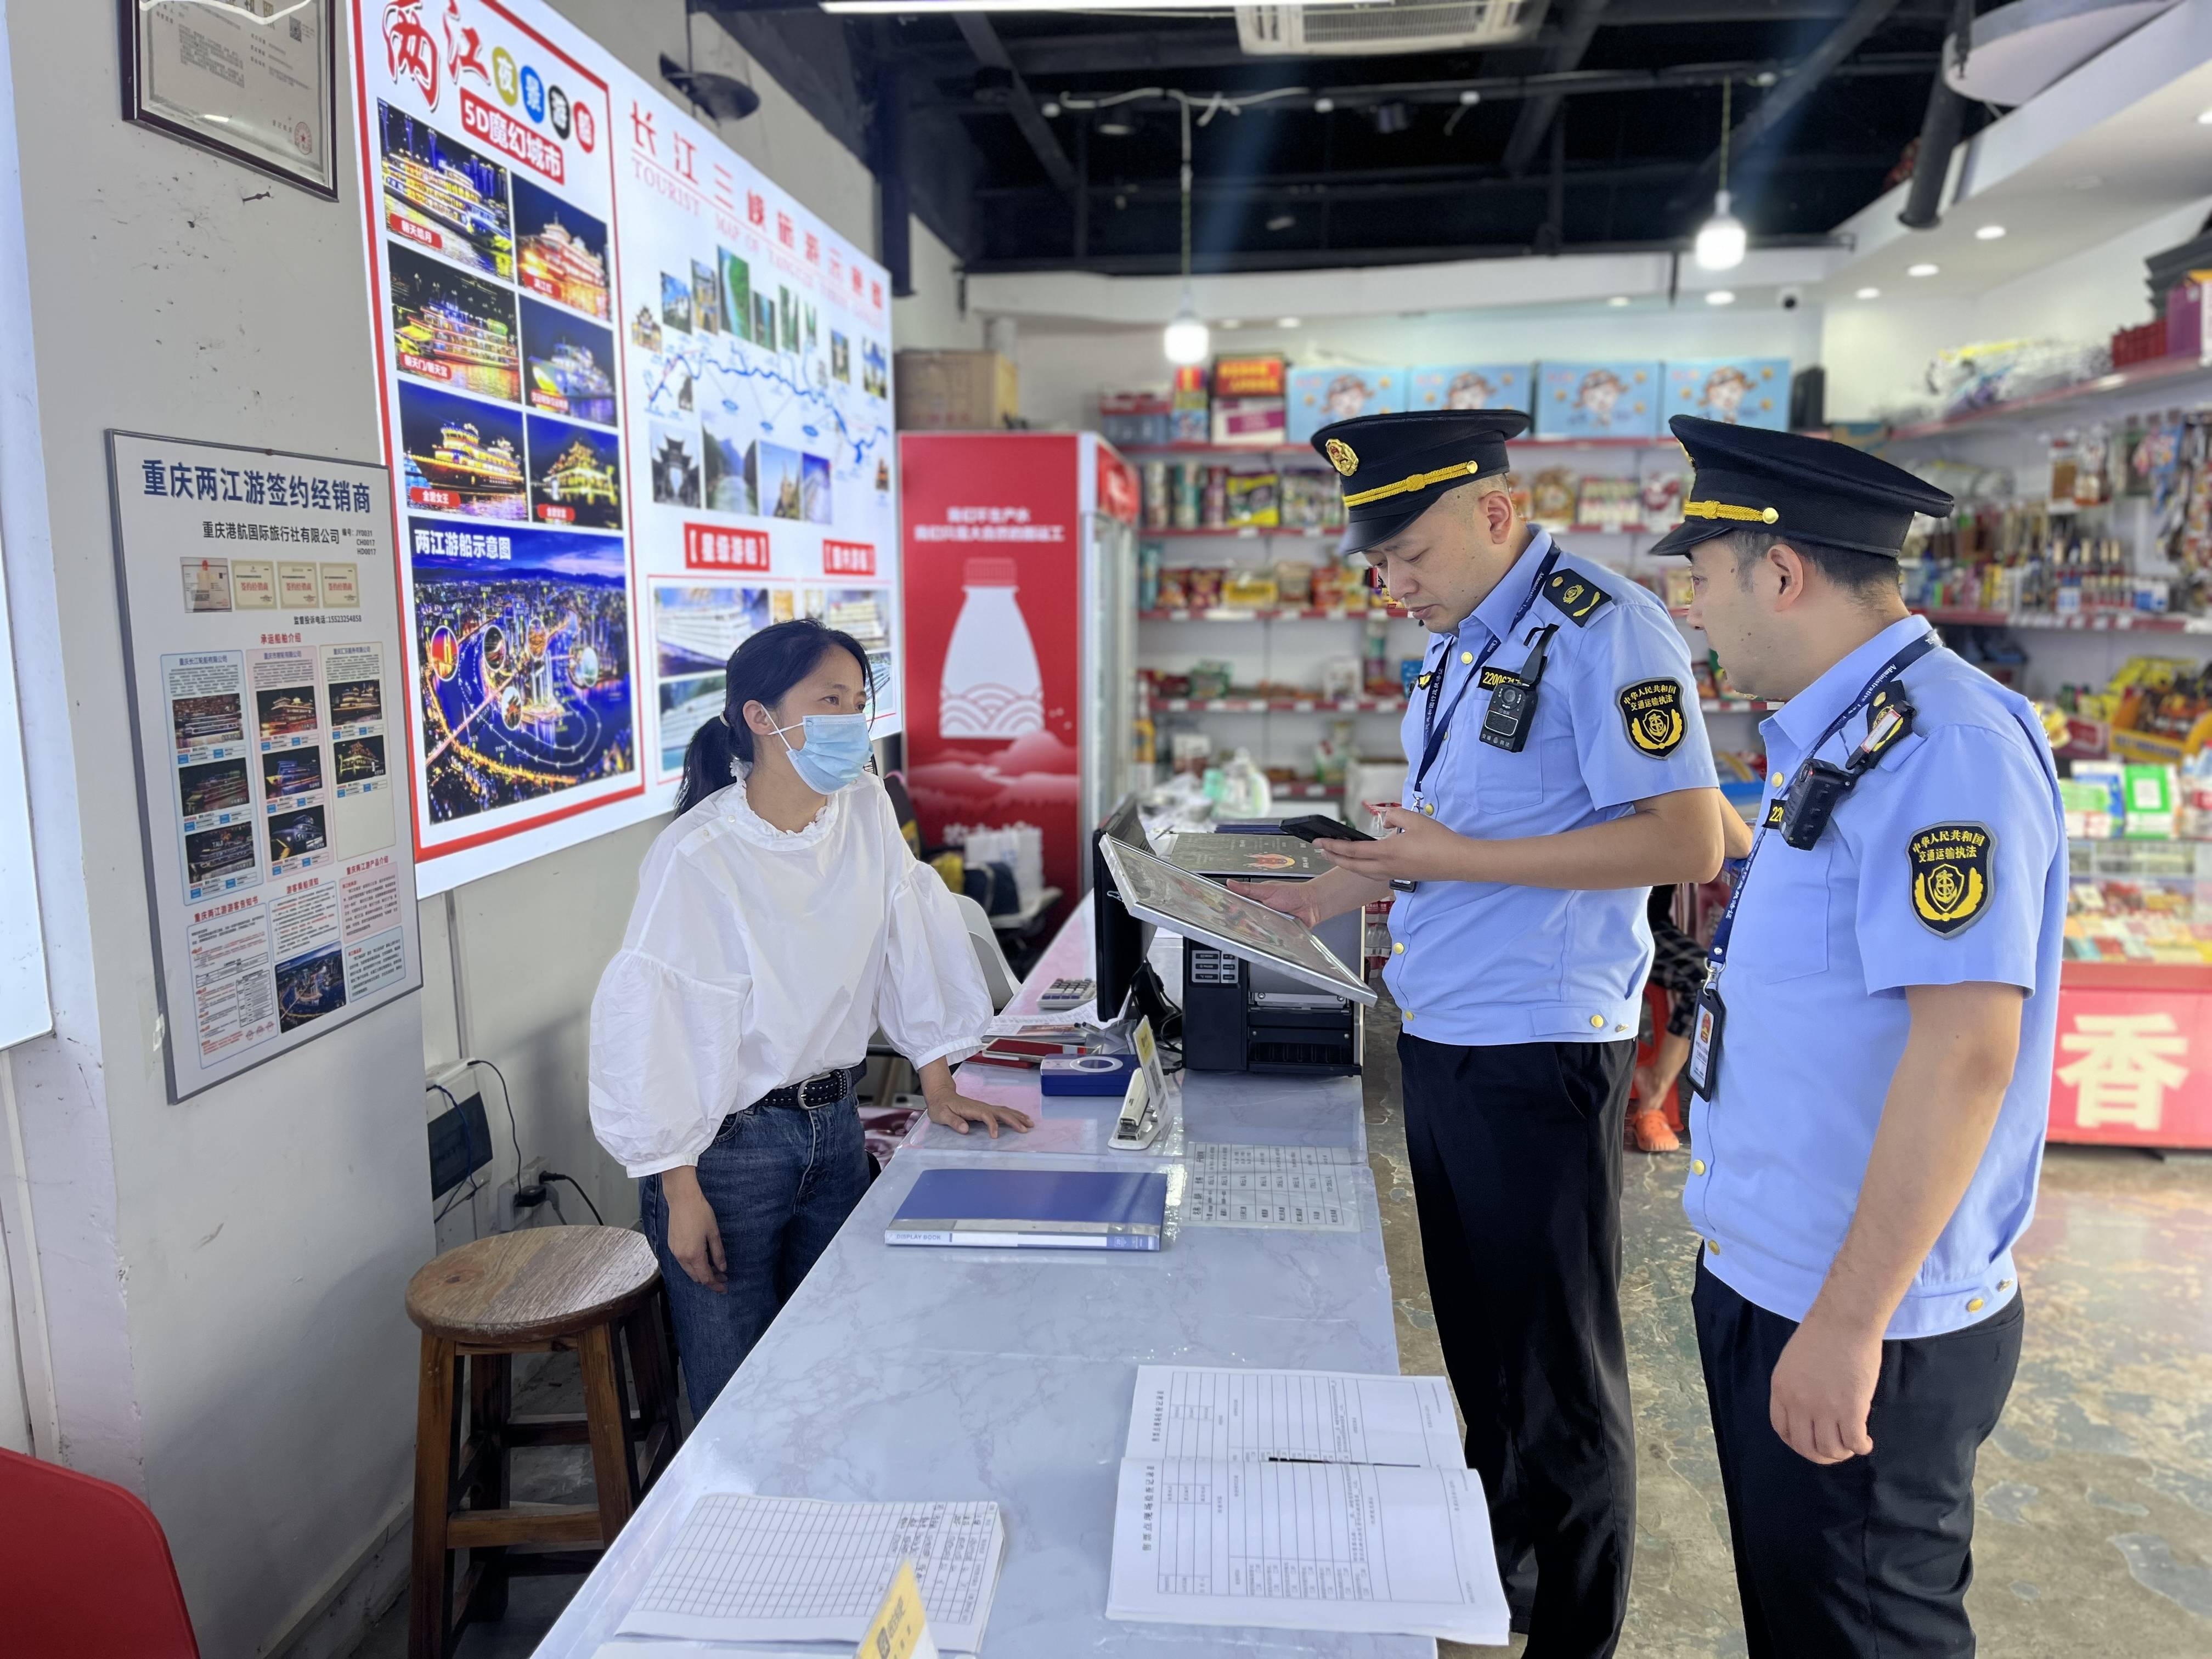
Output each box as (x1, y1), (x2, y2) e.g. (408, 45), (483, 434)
(120, 0), (338, 199)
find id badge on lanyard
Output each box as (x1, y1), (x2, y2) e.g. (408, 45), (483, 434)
(1687, 983), (1725, 1099)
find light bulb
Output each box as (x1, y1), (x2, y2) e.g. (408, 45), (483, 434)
(1976, 224), (2006, 240)
(1856, 286), (1881, 300)
(1908, 263), (1939, 277)
(1705, 290), (1736, 306)
(1163, 294), (1210, 367)
(1694, 190), (1746, 272)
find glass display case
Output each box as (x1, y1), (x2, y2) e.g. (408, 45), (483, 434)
(2052, 837), (2212, 1149)
(2065, 837), (2212, 964)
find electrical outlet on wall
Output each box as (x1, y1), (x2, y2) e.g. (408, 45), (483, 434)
(493, 1157), (551, 1233)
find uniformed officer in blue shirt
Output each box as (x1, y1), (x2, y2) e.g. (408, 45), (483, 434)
(1242, 409), (1730, 1658)
(1656, 415), (2065, 1658)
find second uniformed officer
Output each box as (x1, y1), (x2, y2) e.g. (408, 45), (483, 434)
(1658, 415), (2066, 1657)
(1242, 409), (1729, 1658)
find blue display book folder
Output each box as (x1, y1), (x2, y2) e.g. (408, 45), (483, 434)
(887, 1167), (1169, 1251)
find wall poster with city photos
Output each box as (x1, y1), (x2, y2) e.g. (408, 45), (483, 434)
(353, 0), (899, 893)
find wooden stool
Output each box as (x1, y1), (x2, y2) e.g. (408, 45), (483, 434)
(404, 1226), (682, 1659)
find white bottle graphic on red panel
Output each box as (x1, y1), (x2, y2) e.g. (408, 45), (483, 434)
(940, 557), (1043, 738)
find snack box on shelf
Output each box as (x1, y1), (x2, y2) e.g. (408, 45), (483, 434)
(1287, 366), (1406, 443)
(1663, 358), (1793, 431)
(1536, 362), (1661, 439)
(1409, 363), (1531, 411)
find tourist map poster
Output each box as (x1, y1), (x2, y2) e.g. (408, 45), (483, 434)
(352, 0), (898, 892)
(106, 433), (424, 1102)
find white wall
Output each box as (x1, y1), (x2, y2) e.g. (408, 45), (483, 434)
(0, 3), (970, 1657)
(1822, 196), (2212, 420)
(0, 5), (428, 1655)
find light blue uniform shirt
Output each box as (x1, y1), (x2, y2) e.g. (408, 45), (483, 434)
(1384, 531), (1719, 1045)
(1681, 616), (2067, 1339)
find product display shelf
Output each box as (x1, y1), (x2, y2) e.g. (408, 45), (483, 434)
(1141, 606), (1411, 623)
(1882, 356), (2212, 443)
(1671, 602), (2212, 635)
(1151, 695), (1409, 714)
(1144, 525), (1343, 539)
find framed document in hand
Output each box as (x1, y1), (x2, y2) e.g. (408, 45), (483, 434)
(121, 0), (338, 199)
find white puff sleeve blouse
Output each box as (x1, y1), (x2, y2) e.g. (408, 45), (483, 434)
(588, 774), (991, 1177)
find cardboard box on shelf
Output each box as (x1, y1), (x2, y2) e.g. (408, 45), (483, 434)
(1101, 388), (1172, 448)
(1664, 358), (1793, 431)
(1536, 361), (1660, 438)
(895, 349), (1019, 430)
(1288, 367), (1406, 443)
(1410, 363), (1531, 411)
(1213, 356), (1288, 398)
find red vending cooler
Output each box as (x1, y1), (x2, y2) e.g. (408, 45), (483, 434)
(900, 432), (1139, 918)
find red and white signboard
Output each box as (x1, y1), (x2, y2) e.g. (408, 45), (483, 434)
(2045, 966), (2212, 1149)
(353, 0), (896, 891)
(900, 433), (1085, 901)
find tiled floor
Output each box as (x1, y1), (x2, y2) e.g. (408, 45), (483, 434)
(1358, 996), (2212, 1659)
(365, 1000), (2212, 1657)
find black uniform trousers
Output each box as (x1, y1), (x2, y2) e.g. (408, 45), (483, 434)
(1694, 1260), (2025, 1658)
(1398, 1032), (1637, 1659)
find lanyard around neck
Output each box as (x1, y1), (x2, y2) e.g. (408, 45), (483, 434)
(1415, 546), (1562, 794)
(1706, 630), (1938, 975)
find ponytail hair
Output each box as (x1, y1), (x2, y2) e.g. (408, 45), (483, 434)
(675, 617), (873, 815)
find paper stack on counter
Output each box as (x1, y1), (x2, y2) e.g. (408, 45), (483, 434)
(1106, 1366), (1510, 1645)
(610, 1493), (1006, 1657)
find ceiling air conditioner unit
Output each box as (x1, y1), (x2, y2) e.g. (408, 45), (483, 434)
(1236, 0), (1549, 57)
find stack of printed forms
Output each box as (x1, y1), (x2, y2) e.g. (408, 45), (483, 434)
(1107, 1366), (1510, 1644)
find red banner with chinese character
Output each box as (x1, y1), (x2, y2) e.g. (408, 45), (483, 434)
(2046, 967), (2212, 1149)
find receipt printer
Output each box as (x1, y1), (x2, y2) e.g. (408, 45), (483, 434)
(1181, 900), (1364, 1077)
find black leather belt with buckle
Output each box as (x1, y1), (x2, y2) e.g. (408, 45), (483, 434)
(748, 1064), (863, 1114)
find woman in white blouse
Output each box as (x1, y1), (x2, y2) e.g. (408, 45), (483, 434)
(589, 618), (1030, 1413)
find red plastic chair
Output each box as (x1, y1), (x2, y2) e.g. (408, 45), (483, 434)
(0, 1446), (200, 1658)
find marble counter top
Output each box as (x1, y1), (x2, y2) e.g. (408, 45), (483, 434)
(534, 903), (1430, 1658)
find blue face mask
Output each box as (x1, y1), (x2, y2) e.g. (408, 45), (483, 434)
(770, 713), (871, 794)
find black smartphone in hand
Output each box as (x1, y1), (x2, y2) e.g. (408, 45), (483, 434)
(1277, 814), (1376, 843)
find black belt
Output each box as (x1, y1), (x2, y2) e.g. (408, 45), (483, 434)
(744, 1063), (864, 1115)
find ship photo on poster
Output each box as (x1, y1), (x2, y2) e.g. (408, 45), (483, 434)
(379, 101), (513, 279)
(388, 240), (521, 402)
(399, 382), (528, 520)
(515, 174), (611, 321)
(408, 519), (633, 823)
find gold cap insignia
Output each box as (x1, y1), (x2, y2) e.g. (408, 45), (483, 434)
(1325, 438), (1359, 477)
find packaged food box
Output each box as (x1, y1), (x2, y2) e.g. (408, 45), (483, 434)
(1536, 362), (1660, 439)
(1287, 367), (1406, 443)
(1664, 358), (1793, 431)
(1409, 363), (1530, 411)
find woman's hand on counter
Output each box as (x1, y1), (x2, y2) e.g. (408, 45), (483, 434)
(924, 1091), (1037, 1138)
(660, 1163), (728, 1293)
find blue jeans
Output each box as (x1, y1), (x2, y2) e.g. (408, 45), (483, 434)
(639, 1088), (869, 1417)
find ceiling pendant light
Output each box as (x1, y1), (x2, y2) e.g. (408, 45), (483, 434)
(1694, 80), (1747, 273)
(1163, 100), (1210, 367)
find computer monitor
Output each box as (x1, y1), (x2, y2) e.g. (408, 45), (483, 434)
(1093, 795), (1161, 1022)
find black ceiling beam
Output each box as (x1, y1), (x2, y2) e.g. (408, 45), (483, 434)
(954, 13), (1080, 194)
(975, 148), (1894, 207)
(1672, 0), (1912, 204)
(916, 53), (1936, 116)
(1503, 0), (1613, 176)
(966, 230), (1848, 277)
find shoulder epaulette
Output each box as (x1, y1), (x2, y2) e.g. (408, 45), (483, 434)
(1542, 566), (1613, 627)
